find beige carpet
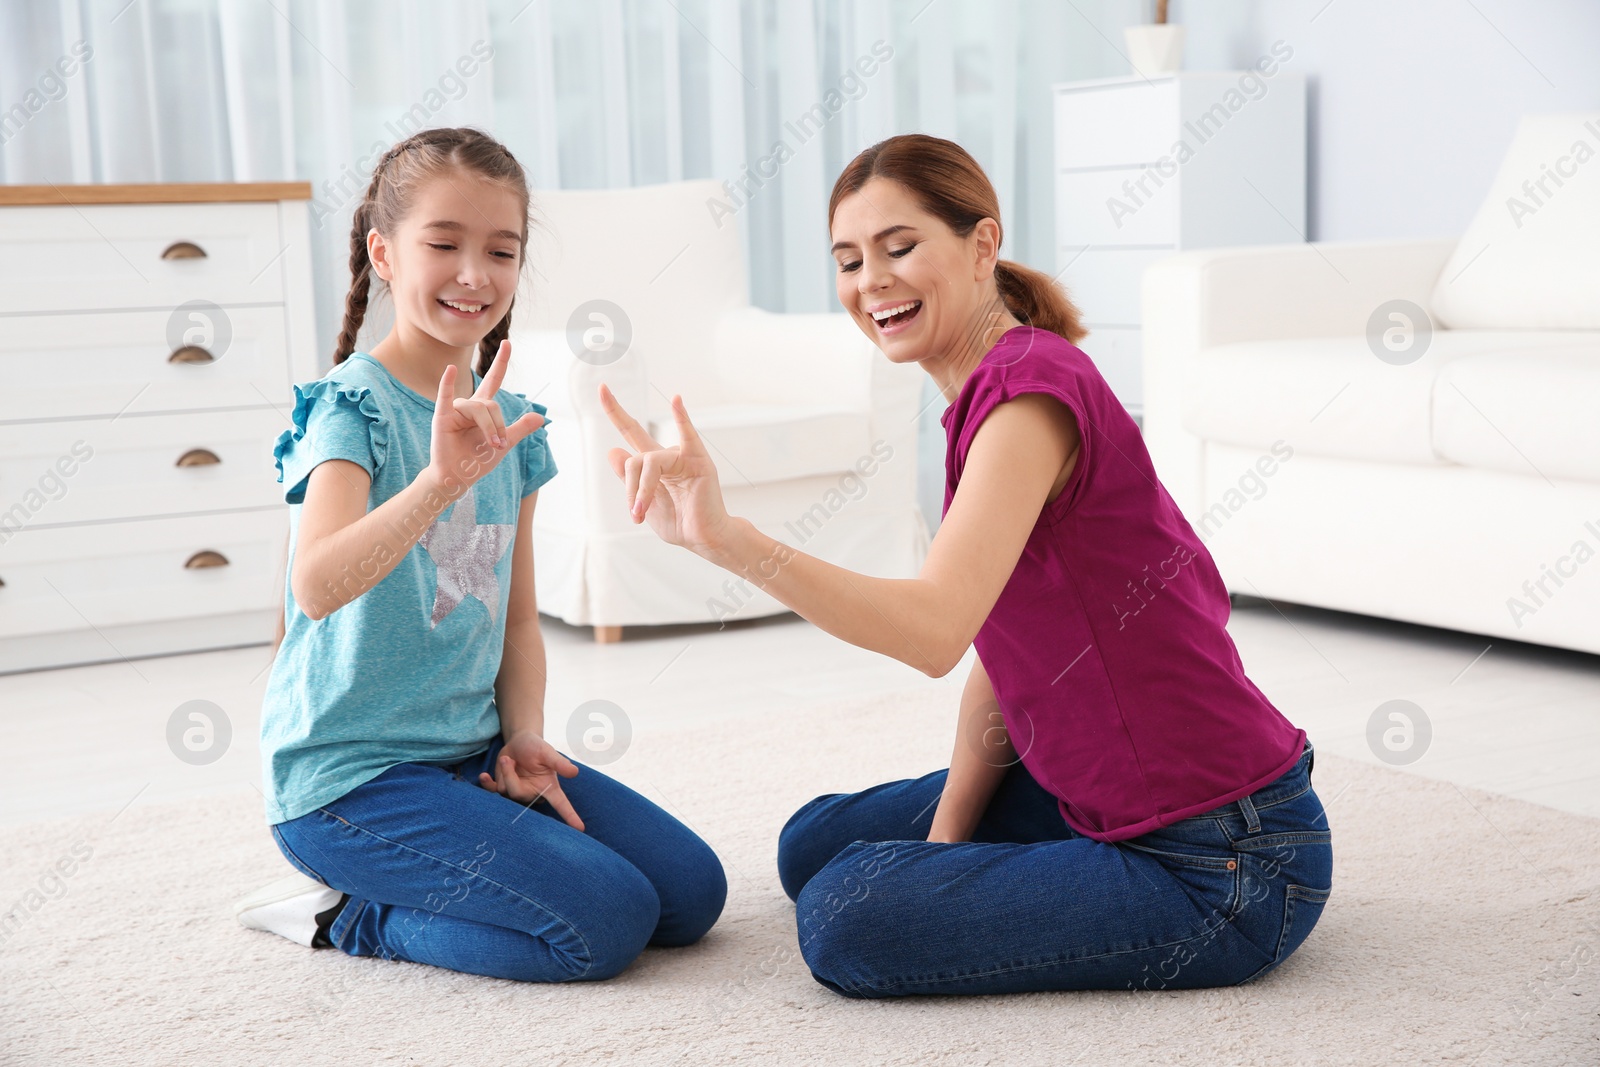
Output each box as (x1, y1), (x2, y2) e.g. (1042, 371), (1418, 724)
(2, 688), (1597, 1066)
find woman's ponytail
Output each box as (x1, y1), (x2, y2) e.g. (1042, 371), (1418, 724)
(994, 259), (1086, 344)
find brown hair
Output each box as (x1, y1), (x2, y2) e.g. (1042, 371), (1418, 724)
(828, 133), (1086, 344)
(333, 125), (532, 376)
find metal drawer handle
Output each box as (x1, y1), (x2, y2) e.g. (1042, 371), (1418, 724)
(176, 448), (221, 467)
(161, 240), (208, 260)
(168, 345), (215, 365)
(184, 550), (230, 569)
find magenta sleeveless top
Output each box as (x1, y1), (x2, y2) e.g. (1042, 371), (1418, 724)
(941, 326), (1306, 843)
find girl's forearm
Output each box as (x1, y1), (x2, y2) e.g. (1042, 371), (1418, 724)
(494, 619), (548, 738)
(706, 516), (960, 676)
(293, 466), (461, 620)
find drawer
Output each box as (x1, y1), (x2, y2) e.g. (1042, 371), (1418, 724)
(0, 509), (285, 637)
(0, 306), (293, 421)
(1054, 81), (1176, 169)
(0, 408), (288, 528)
(0, 201), (284, 313)
(1056, 246), (1178, 326)
(1056, 167), (1178, 247)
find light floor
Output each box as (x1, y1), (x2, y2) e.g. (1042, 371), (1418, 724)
(2, 598), (1596, 828)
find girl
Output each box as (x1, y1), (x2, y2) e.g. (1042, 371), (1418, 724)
(235, 127), (726, 983)
(601, 134), (1332, 998)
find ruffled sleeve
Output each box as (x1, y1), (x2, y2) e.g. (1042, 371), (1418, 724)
(504, 390), (557, 496)
(272, 379), (389, 504)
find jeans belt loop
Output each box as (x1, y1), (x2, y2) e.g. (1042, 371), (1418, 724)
(1238, 791), (1262, 833)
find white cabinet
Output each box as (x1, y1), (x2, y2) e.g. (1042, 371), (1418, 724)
(0, 183), (317, 673)
(1053, 72), (1306, 416)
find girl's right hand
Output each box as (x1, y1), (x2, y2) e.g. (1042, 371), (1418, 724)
(426, 340), (544, 497)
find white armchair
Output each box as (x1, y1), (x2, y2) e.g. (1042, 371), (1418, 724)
(503, 179), (930, 640)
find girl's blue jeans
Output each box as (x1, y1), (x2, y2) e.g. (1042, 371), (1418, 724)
(777, 739), (1331, 998)
(270, 735), (727, 982)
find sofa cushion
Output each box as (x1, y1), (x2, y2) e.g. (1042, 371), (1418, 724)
(1433, 343), (1600, 483)
(648, 403), (872, 485)
(1430, 113), (1600, 329)
(1181, 331), (1599, 466)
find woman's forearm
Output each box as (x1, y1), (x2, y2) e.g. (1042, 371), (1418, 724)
(293, 465), (462, 621)
(706, 516), (964, 677)
(928, 657), (1013, 842)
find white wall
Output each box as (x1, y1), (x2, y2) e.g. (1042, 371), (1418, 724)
(1229, 0), (1600, 241)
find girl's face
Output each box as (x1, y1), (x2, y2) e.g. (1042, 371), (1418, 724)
(368, 170), (524, 352)
(829, 176), (1000, 365)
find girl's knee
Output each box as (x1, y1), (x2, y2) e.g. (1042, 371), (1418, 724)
(564, 865), (660, 980)
(651, 839), (728, 947)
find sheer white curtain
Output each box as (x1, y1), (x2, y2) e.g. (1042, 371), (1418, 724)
(1, 0), (1141, 522)
(0, 0), (1137, 344)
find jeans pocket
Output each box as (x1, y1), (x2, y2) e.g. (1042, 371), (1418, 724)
(1120, 839), (1245, 924)
(1237, 882), (1331, 984)
(1274, 883), (1331, 961)
(271, 823), (327, 884)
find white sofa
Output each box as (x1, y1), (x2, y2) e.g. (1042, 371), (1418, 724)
(502, 179), (930, 639)
(1142, 114), (1600, 657)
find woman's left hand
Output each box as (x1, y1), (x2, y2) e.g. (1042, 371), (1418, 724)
(477, 732), (585, 831)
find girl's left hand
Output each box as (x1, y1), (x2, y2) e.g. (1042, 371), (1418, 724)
(477, 732), (585, 831)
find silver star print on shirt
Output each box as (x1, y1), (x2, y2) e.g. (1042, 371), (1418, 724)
(418, 484), (515, 629)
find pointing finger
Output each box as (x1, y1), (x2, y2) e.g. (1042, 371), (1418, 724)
(670, 394), (707, 457)
(597, 383), (663, 453)
(434, 363), (456, 411)
(475, 340), (511, 399)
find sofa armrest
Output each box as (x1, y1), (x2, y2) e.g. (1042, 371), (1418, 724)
(1141, 239), (1458, 520)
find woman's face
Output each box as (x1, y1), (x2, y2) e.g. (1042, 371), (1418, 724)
(830, 176), (998, 364)
(369, 170), (524, 351)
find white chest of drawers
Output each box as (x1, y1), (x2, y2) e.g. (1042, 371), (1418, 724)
(1053, 71), (1307, 418)
(0, 182), (317, 674)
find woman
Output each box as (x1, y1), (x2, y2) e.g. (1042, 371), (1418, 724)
(599, 133), (1332, 999)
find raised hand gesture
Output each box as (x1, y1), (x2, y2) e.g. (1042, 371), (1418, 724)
(426, 340), (544, 496)
(599, 384), (733, 558)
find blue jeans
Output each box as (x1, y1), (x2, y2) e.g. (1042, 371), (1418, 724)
(777, 740), (1331, 998)
(271, 736), (727, 982)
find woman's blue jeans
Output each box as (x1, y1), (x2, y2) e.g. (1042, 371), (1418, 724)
(270, 736), (727, 983)
(777, 740), (1331, 998)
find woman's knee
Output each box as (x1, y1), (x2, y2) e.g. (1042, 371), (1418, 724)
(776, 794), (842, 901)
(792, 845), (900, 998)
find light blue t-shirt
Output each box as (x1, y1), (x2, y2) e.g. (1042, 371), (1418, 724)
(260, 351), (556, 825)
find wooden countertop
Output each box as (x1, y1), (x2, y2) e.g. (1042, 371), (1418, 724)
(0, 182), (313, 206)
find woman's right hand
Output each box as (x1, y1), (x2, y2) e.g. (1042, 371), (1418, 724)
(599, 383), (734, 558)
(426, 340), (544, 497)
